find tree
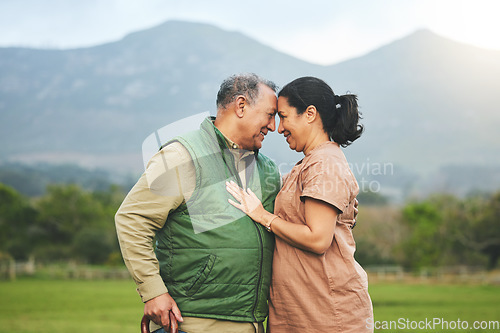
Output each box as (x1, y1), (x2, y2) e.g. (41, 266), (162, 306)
(0, 183), (37, 260)
(74, 228), (113, 264)
(397, 192), (500, 271)
(483, 192), (500, 268)
(397, 195), (460, 271)
(357, 190), (389, 206)
(35, 184), (108, 261)
(399, 200), (442, 270)
(33, 183), (126, 263)
(451, 192), (500, 269)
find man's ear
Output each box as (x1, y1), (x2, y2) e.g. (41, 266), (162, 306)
(305, 105), (318, 123)
(235, 95), (246, 118)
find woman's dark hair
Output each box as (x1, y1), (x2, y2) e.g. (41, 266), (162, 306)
(278, 76), (364, 147)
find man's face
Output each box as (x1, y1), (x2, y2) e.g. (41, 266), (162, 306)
(239, 85), (277, 150)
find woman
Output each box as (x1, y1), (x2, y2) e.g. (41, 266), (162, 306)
(226, 76), (373, 332)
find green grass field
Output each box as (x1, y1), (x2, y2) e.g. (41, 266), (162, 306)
(0, 279), (499, 332)
(370, 283), (500, 332)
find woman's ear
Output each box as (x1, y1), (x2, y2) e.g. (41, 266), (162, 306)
(305, 105), (318, 123)
(235, 95), (246, 118)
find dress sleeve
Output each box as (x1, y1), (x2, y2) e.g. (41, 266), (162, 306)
(299, 156), (351, 213)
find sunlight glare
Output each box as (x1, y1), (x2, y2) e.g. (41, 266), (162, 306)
(429, 0), (500, 50)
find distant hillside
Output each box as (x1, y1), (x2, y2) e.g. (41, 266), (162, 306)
(0, 21), (320, 170)
(1, 21), (500, 198)
(324, 29), (500, 173)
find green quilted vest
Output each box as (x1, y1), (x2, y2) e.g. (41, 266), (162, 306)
(155, 117), (280, 322)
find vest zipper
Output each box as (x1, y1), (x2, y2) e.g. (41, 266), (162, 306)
(251, 221), (264, 322)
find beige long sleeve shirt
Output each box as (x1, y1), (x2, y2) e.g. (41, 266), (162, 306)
(115, 141), (195, 302)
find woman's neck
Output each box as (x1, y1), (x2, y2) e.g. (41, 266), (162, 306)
(303, 131), (330, 155)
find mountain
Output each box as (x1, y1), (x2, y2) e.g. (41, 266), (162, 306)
(1, 21), (500, 198)
(0, 21), (319, 169)
(323, 29), (500, 171)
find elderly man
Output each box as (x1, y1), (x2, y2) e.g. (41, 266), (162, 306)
(115, 73), (281, 333)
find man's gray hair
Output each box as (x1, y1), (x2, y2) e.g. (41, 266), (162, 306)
(216, 73), (278, 109)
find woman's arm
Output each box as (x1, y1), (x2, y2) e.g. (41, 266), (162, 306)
(272, 197), (338, 254)
(226, 181), (338, 254)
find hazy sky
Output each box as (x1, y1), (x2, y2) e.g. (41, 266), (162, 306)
(1, 0), (499, 65)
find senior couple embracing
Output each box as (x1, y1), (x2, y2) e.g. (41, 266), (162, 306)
(116, 73), (373, 333)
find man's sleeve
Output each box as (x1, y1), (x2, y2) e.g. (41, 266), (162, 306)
(115, 142), (195, 302)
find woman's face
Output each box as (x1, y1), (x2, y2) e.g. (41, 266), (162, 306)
(277, 96), (309, 153)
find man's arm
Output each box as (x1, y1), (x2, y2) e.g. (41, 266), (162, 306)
(115, 142), (195, 327)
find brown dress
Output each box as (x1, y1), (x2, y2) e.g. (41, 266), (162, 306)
(268, 142), (373, 333)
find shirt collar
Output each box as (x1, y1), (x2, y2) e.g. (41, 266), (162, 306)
(209, 117), (256, 156)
